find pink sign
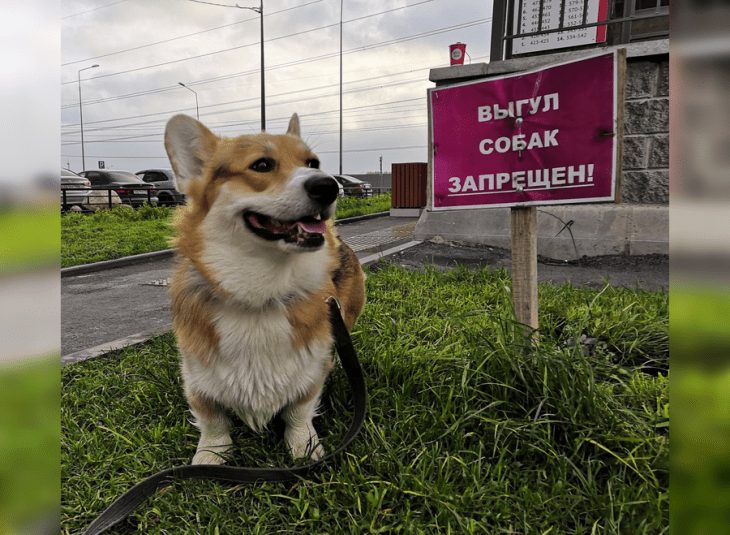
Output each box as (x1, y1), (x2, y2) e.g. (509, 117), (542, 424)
(430, 52), (619, 210)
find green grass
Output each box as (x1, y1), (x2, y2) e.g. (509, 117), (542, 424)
(335, 193), (391, 219)
(61, 194), (391, 267)
(61, 205), (174, 268)
(0, 205), (59, 272)
(0, 356), (60, 534)
(62, 266), (668, 534)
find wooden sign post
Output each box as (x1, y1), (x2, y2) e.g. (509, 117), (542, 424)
(510, 206), (538, 333)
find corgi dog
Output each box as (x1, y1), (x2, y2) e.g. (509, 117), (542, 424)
(164, 113), (365, 464)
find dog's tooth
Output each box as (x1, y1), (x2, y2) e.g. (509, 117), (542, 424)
(313, 214), (322, 221)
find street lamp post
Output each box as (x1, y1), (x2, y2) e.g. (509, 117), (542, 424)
(77, 64), (99, 172)
(258, 0), (265, 131)
(178, 82), (199, 120)
(339, 0), (343, 175)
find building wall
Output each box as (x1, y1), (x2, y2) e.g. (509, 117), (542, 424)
(622, 58), (669, 204)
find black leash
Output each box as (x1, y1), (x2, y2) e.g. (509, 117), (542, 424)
(83, 298), (367, 535)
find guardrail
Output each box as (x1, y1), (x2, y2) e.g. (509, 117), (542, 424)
(370, 187), (392, 196)
(61, 186), (391, 212)
(61, 186), (185, 211)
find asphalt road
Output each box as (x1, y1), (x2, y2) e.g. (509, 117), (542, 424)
(379, 241), (669, 291)
(61, 216), (418, 357)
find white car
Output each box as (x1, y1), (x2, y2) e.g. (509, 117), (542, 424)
(332, 175), (373, 197)
(61, 168), (91, 210)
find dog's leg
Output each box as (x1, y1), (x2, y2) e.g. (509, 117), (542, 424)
(188, 391), (232, 465)
(282, 382), (326, 461)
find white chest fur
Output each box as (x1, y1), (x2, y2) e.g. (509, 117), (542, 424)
(182, 302), (331, 431)
(180, 189), (336, 431)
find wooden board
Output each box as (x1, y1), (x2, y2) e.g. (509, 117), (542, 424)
(510, 206), (538, 334)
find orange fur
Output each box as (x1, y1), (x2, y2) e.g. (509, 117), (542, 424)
(186, 390), (220, 421)
(169, 263), (219, 365)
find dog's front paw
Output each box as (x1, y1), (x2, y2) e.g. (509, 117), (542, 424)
(286, 428), (325, 461)
(311, 442), (325, 461)
(192, 448), (229, 465)
(304, 441), (325, 462)
(290, 440), (325, 461)
(192, 432), (232, 465)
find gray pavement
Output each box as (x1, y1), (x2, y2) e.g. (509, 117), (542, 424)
(379, 241), (669, 291)
(62, 216), (418, 358)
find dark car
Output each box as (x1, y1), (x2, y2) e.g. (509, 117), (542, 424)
(332, 175), (373, 197)
(79, 170), (158, 208)
(135, 169), (185, 206)
(61, 168), (91, 210)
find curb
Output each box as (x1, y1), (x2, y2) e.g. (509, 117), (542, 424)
(60, 212), (390, 278)
(61, 249), (175, 277)
(334, 211), (390, 225)
(359, 240), (422, 266)
(61, 239), (422, 365)
(62, 326), (172, 366)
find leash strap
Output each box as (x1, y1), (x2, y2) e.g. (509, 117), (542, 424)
(83, 299), (367, 535)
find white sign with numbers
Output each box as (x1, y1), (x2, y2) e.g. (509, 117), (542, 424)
(512, 0), (608, 55)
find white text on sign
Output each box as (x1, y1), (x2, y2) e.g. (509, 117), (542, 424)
(477, 93), (559, 122)
(479, 130), (559, 154)
(447, 164), (595, 195)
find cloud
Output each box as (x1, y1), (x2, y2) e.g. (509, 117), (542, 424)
(61, 0), (493, 173)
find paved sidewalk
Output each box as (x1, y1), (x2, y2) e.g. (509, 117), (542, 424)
(62, 216), (417, 361)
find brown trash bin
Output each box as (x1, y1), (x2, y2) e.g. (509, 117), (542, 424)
(391, 162), (427, 209)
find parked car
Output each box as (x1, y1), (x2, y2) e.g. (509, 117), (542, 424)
(135, 168), (186, 206)
(60, 168), (91, 210)
(84, 189), (123, 211)
(332, 175), (373, 197)
(333, 178), (345, 197)
(79, 170), (158, 208)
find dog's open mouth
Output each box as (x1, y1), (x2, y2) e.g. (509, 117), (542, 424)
(243, 211), (328, 248)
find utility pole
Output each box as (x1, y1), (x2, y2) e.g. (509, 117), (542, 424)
(188, 0), (265, 130)
(379, 155), (383, 181)
(77, 64), (99, 172)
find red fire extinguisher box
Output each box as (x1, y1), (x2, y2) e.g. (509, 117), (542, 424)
(449, 42), (466, 65)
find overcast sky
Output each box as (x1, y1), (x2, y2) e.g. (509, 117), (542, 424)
(61, 0), (493, 176)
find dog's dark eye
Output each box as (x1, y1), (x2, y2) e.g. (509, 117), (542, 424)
(306, 158), (320, 169)
(250, 157), (275, 173)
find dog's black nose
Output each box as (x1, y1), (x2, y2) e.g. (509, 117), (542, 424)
(304, 176), (339, 206)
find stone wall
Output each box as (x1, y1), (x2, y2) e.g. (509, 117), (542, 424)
(622, 58), (669, 204)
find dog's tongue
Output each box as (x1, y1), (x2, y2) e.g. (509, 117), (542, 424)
(297, 219), (326, 234)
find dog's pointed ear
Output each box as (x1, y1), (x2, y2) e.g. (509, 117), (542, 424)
(164, 114), (218, 194)
(286, 113), (301, 138)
